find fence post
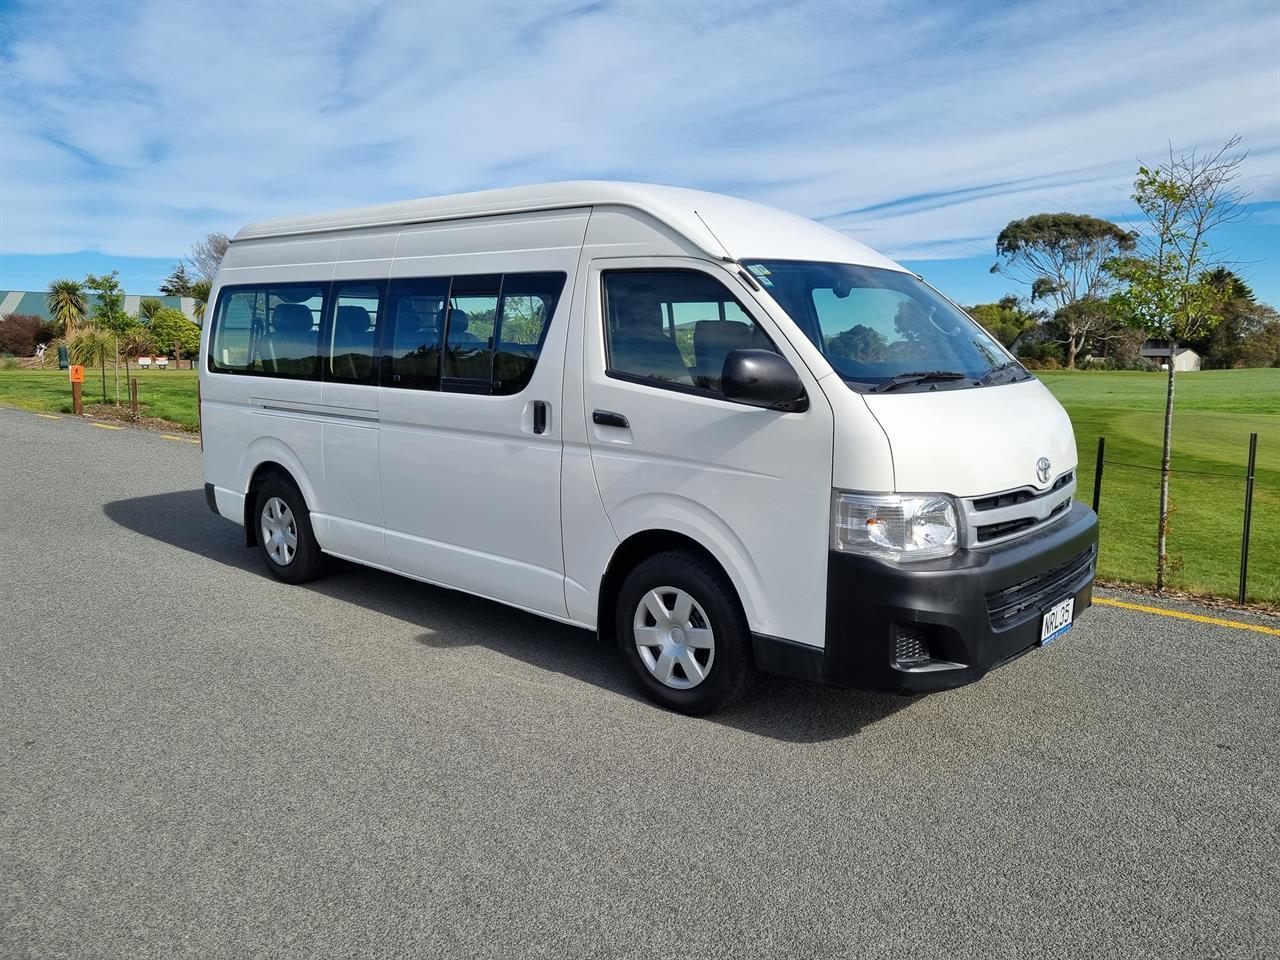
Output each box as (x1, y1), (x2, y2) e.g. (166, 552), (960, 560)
(1092, 436), (1105, 515)
(1238, 432), (1258, 604)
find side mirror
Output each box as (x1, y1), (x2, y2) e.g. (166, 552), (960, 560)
(721, 349), (808, 412)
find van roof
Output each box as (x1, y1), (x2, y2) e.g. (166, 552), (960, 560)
(233, 181), (906, 272)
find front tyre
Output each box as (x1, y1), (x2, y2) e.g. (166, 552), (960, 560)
(254, 476), (324, 584)
(615, 551), (755, 715)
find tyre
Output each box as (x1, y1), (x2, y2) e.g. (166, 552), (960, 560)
(615, 550), (755, 715)
(253, 474), (324, 584)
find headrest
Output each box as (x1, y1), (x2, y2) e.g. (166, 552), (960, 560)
(695, 319), (751, 347)
(617, 286), (663, 330)
(272, 302), (313, 333)
(448, 308), (469, 335)
(336, 305), (372, 336)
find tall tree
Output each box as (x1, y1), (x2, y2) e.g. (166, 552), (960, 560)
(84, 271), (137, 404)
(1108, 137), (1248, 591)
(992, 213), (1136, 367)
(159, 262), (196, 297)
(46, 278), (88, 337)
(187, 232), (230, 282)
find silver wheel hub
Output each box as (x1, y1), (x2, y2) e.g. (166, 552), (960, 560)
(260, 496), (298, 567)
(632, 587), (715, 690)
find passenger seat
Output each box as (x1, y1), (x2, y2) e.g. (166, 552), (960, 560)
(260, 303), (318, 376)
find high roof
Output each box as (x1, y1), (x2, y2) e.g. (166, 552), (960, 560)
(233, 180), (906, 272)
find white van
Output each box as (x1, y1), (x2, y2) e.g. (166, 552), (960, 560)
(200, 182), (1097, 714)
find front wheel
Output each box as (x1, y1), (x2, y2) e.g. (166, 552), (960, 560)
(615, 551), (755, 715)
(254, 475), (324, 584)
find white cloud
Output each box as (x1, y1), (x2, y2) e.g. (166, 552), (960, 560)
(1, 0), (1277, 262)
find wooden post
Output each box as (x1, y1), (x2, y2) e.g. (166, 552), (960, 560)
(1238, 432), (1258, 604)
(1091, 436), (1105, 516)
(70, 364), (84, 415)
(130, 377), (139, 417)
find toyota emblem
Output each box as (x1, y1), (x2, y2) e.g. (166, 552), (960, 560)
(1036, 457), (1052, 484)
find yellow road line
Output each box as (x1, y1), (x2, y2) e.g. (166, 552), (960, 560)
(89, 422), (124, 430)
(35, 413), (61, 420)
(160, 434), (201, 444)
(1095, 597), (1279, 636)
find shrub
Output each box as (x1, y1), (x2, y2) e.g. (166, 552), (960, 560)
(0, 314), (55, 356)
(2, 353), (17, 370)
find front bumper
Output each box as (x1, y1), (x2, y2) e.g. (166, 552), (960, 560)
(753, 500), (1098, 693)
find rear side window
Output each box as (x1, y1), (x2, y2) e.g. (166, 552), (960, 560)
(208, 283), (326, 379)
(443, 275), (501, 389)
(603, 270), (776, 395)
(329, 281), (384, 385)
(493, 273), (564, 395)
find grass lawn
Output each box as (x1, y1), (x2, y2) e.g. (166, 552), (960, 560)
(0, 367), (200, 430)
(1, 365), (1276, 601)
(1038, 368), (1279, 604)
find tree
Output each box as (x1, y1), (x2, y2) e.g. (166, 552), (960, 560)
(964, 295), (1042, 348)
(67, 328), (115, 402)
(187, 232), (230, 281)
(992, 213), (1136, 367)
(84, 271), (136, 404)
(190, 279), (212, 324)
(1108, 137), (1249, 591)
(148, 308), (202, 360)
(0, 314), (54, 356)
(159, 263), (196, 297)
(46, 278), (88, 338)
(138, 297), (165, 323)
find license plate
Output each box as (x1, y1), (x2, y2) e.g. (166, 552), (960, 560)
(1040, 597), (1074, 645)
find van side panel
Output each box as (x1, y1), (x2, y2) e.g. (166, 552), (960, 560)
(378, 209), (590, 620)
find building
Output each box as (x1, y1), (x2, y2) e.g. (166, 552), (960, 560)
(0, 290), (199, 324)
(1141, 340), (1202, 371)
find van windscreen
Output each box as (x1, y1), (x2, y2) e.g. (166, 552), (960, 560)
(742, 261), (1028, 392)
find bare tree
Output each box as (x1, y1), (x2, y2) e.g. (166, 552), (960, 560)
(187, 232), (231, 282)
(1110, 137), (1249, 590)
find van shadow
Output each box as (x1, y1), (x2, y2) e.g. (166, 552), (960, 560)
(104, 490), (913, 743)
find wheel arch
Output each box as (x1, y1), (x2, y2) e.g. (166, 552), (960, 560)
(243, 460), (310, 547)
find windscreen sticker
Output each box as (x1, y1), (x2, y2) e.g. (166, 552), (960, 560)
(748, 264), (771, 276)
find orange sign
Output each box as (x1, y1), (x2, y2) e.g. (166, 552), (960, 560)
(69, 364), (84, 384)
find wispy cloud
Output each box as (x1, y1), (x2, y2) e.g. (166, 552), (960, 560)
(1, 0), (1277, 265)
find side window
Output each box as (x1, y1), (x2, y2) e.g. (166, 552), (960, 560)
(208, 283), (324, 378)
(443, 275), (500, 388)
(328, 281), (384, 385)
(603, 270), (776, 395)
(383, 276), (451, 389)
(493, 272), (565, 395)
(210, 289), (263, 372)
(260, 286), (324, 379)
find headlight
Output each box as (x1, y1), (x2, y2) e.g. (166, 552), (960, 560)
(832, 492), (959, 561)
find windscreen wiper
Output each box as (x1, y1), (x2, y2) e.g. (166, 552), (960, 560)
(979, 360), (1029, 385)
(870, 370), (969, 393)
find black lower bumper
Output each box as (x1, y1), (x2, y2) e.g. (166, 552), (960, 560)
(753, 501), (1099, 693)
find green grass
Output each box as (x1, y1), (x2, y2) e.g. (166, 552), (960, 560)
(0, 367), (200, 429)
(1038, 368), (1280, 603)
(2, 365), (1276, 601)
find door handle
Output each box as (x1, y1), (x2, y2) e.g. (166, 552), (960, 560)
(592, 410), (629, 429)
(533, 400), (548, 435)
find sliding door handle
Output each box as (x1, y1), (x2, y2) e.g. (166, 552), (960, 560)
(533, 401), (548, 435)
(592, 410), (629, 429)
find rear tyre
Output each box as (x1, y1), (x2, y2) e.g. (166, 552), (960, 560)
(253, 475), (324, 584)
(615, 550), (755, 715)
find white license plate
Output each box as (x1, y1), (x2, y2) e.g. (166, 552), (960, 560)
(1040, 597), (1075, 645)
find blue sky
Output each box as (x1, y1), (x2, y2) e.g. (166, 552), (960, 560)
(1, 0), (1278, 305)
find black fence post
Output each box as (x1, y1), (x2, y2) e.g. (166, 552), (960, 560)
(1092, 436), (1105, 515)
(1238, 432), (1258, 604)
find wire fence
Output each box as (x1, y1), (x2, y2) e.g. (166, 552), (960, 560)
(1089, 433), (1263, 603)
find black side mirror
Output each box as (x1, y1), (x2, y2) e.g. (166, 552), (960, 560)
(721, 349), (808, 412)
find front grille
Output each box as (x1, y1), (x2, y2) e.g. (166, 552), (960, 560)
(975, 498), (1070, 543)
(894, 624), (931, 666)
(985, 547), (1094, 630)
(972, 471), (1074, 512)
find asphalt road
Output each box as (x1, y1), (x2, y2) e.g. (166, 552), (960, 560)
(1, 404), (1277, 960)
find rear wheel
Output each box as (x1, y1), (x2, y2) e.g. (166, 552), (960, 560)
(253, 475), (324, 584)
(615, 551), (754, 715)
